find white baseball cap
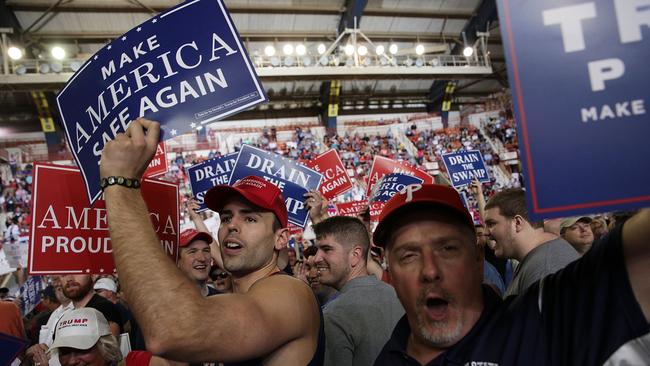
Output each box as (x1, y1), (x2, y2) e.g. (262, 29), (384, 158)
(50, 308), (111, 351)
(93, 278), (117, 293)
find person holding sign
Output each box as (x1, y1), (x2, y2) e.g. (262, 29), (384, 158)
(372, 183), (650, 365)
(100, 119), (323, 365)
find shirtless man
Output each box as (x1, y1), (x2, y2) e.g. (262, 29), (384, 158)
(100, 119), (323, 365)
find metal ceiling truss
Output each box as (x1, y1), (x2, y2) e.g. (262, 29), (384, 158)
(427, 0), (499, 110)
(7, 2), (473, 20)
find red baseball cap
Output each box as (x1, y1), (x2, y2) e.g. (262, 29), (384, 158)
(179, 228), (213, 248)
(373, 183), (474, 247)
(204, 176), (288, 228)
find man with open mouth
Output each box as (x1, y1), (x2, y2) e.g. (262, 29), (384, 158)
(372, 183), (650, 366)
(178, 228), (220, 297)
(101, 119), (324, 366)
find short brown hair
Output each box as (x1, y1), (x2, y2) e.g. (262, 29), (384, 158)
(313, 216), (370, 258)
(485, 188), (543, 229)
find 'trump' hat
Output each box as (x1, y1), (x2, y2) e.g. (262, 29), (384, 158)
(179, 228), (214, 248)
(50, 308), (111, 351)
(373, 183), (474, 247)
(204, 176), (288, 228)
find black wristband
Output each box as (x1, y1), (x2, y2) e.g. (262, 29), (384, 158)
(100, 176), (141, 190)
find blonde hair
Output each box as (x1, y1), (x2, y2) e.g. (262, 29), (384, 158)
(48, 335), (123, 363)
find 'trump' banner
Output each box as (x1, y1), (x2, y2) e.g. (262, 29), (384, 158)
(144, 143), (168, 177)
(29, 163), (180, 274)
(228, 145), (323, 227)
(369, 173), (424, 221)
(366, 156), (433, 197)
(57, 0), (267, 204)
(497, 0), (650, 219)
(187, 152), (238, 211)
(441, 150), (490, 188)
(306, 149), (353, 200)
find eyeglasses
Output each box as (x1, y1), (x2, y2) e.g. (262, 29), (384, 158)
(214, 272), (230, 280)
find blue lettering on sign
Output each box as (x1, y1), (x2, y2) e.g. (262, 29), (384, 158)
(187, 152), (239, 212)
(441, 150), (490, 188)
(228, 145), (323, 228)
(57, 0), (267, 204)
(496, 0), (650, 219)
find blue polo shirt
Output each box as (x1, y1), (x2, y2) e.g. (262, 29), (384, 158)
(374, 225), (649, 365)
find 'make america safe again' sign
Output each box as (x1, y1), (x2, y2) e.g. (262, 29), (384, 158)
(57, 0), (267, 204)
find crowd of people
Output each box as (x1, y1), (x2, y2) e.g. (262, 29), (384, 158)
(1, 115), (648, 366)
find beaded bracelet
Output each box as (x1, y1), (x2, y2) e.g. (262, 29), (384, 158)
(100, 176), (141, 190)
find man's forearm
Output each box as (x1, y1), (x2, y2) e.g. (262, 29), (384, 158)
(105, 187), (204, 341)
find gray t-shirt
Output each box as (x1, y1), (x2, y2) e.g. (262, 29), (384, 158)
(505, 237), (579, 297)
(323, 275), (404, 366)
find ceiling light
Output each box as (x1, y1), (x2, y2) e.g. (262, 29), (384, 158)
(39, 63), (51, 73)
(357, 45), (368, 56)
(389, 44), (398, 55)
(264, 45), (276, 56)
(319, 56), (329, 66)
(296, 44), (306, 56)
(51, 46), (66, 60)
(50, 62), (63, 73)
(317, 43), (326, 55)
(8, 46), (23, 60)
(415, 44), (425, 55)
(463, 46), (474, 57)
(344, 44), (354, 56)
(283, 44), (294, 55)
(375, 45), (385, 55)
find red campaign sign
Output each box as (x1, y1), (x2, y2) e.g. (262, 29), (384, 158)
(288, 224), (303, 238)
(306, 149), (353, 200)
(365, 156), (434, 197)
(369, 201), (384, 222)
(28, 163), (179, 275)
(335, 200), (368, 217)
(144, 143), (168, 177)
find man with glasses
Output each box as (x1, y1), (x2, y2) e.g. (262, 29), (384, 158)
(209, 267), (232, 293)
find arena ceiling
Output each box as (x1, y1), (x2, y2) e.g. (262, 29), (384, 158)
(0, 0), (507, 132)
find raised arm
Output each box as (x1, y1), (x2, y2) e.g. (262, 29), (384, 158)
(101, 119), (317, 362)
(622, 208), (650, 322)
(305, 190), (329, 224)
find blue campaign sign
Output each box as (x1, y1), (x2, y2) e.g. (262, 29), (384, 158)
(187, 152), (238, 212)
(371, 173), (424, 203)
(441, 150), (490, 188)
(19, 276), (43, 316)
(228, 145), (323, 227)
(496, 0), (650, 219)
(0, 332), (29, 366)
(57, 0), (267, 204)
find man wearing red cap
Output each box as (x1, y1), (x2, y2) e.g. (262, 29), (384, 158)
(372, 183), (650, 365)
(100, 119), (323, 365)
(178, 229), (220, 297)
